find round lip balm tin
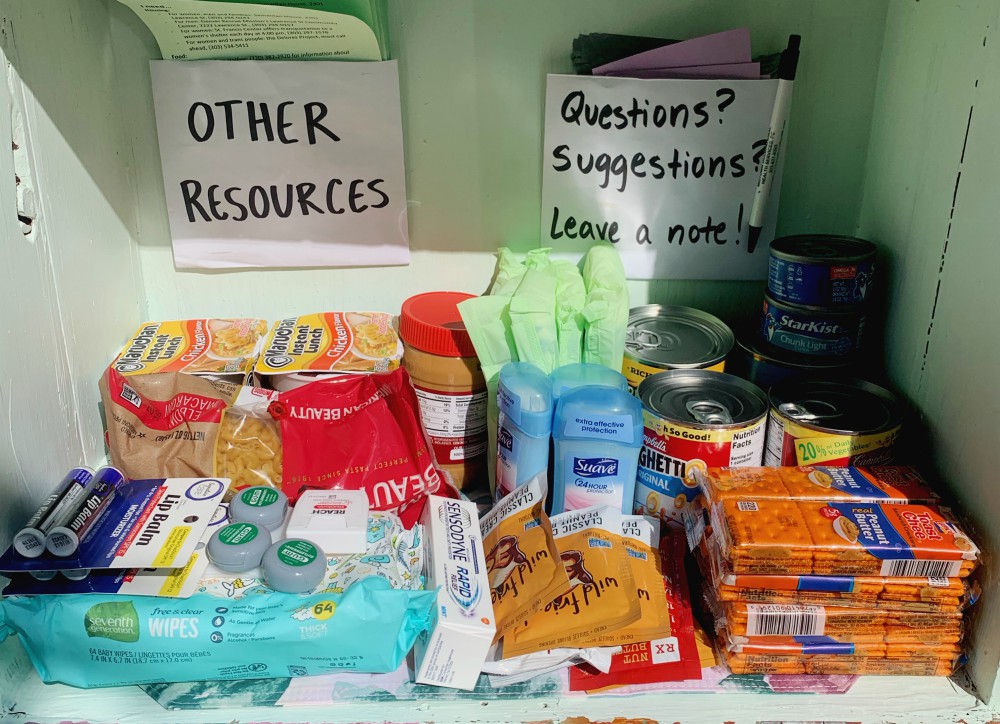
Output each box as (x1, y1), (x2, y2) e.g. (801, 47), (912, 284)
(262, 538), (326, 593)
(229, 486), (288, 531)
(207, 522), (272, 573)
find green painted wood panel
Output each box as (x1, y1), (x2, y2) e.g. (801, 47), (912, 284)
(857, 0), (1000, 701)
(110, 0), (889, 324)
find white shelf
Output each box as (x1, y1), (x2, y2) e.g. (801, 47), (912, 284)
(4, 642), (995, 724)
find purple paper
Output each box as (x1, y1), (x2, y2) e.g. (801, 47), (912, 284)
(601, 62), (761, 80)
(594, 28), (751, 75)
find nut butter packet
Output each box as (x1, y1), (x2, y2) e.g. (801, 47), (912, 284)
(481, 478), (569, 640)
(501, 506), (641, 659)
(588, 515), (672, 647)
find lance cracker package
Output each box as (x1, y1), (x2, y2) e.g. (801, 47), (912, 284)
(501, 506), (640, 658)
(481, 478), (569, 639)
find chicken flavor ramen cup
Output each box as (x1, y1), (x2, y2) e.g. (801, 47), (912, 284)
(113, 319), (268, 381)
(254, 312), (402, 389)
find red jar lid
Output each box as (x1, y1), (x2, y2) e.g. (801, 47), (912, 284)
(399, 292), (478, 358)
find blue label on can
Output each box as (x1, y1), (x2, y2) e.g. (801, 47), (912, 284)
(761, 299), (864, 357)
(768, 256), (875, 306)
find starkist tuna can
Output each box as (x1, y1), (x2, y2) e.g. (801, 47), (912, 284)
(623, 305), (734, 394)
(761, 295), (865, 358)
(728, 330), (857, 391)
(764, 378), (902, 467)
(768, 235), (876, 306)
(635, 370), (767, 527)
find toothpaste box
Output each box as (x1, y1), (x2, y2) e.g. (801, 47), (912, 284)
(414, 495), (495, 690)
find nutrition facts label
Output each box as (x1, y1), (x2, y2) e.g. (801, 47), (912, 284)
(413, 387), (488, 461)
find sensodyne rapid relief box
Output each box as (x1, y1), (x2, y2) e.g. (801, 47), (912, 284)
(414, 495), (495, 690)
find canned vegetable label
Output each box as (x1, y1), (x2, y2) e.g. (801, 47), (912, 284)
(764, 409), (901, 466)
(623, 356), (725, 394)
(761, 296), (865, 357)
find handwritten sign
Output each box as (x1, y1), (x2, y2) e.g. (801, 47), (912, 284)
(540, 75), (781, 280)
(151, 60), (408, 269)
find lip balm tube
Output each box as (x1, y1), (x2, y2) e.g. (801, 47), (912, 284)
(229, 486), (288, 532)
(13, 467), (94, 558)
(46, 466), (126, 557)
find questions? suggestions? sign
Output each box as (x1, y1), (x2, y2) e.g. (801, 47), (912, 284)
(540, 75), (781, 280)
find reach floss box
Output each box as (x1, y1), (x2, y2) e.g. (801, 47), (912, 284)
(414, 495), (495, 690)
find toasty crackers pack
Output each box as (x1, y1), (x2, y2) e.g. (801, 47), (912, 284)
(712, 498), (979, 577)
(502, 506), (640, 658)
(481, 478), (570, 640)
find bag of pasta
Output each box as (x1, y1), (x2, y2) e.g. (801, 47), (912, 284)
(100, 367), (237, 480)
(215, 386), (283, 495)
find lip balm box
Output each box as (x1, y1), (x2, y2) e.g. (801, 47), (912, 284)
(413, 495), (496, 690)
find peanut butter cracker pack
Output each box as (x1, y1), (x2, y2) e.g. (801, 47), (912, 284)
(589, 515), (672, 646)
(481, 478), (569, 640)
(502, 506), (641, 658)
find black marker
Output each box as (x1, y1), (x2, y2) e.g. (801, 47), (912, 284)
(747, 35), (801, 254)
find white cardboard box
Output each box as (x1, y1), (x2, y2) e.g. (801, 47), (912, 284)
(413, 495), (496, 690)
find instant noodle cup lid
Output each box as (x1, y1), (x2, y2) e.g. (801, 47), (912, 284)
(208, 522), (272, 573)
(229, 486), (288, 531)
(400, 292), (477, 358)
(262, 539), (327, 593)
(255, 313), (402, 377)
(113, 319), (267, 379)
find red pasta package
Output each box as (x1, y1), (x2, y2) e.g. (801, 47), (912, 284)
(273, 368), (451, 527)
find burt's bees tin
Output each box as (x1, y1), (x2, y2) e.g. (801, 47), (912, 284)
(761, 295), (865, 358)
(623, 305), (734, 393)
(768, 235), (876, 306)
(635, 370), (767, 527)
(764, 379), (902, 467)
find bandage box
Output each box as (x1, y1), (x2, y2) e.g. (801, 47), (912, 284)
(414, 495), (496, 690)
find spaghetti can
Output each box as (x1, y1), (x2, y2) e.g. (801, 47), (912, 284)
(764, 379), (902, 467)
(768, 234), (876, 306)
(761, 294), (865, 358)
(623, 305), (734, 393)
(635, 370), (767, 526)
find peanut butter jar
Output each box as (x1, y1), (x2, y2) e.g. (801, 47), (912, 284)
(400, 292), (488, 490)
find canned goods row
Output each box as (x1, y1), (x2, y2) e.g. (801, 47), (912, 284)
(632, 370), (902, 527)
(760, 235), (877, 360)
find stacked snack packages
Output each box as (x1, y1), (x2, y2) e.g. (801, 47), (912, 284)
(482, 479), (681, 678)
(686, 465), (981, 676)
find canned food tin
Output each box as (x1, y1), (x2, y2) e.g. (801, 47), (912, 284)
(623, 305), (734, 393)
(768, 235), (876, 306)
(764, 379), (902, 467)
(761, 295), (865, 358)
(728, 331), (857, 391)
(635, 370), (767, 526)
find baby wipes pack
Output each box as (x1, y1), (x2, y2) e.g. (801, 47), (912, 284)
(2, 577), (435, 688)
